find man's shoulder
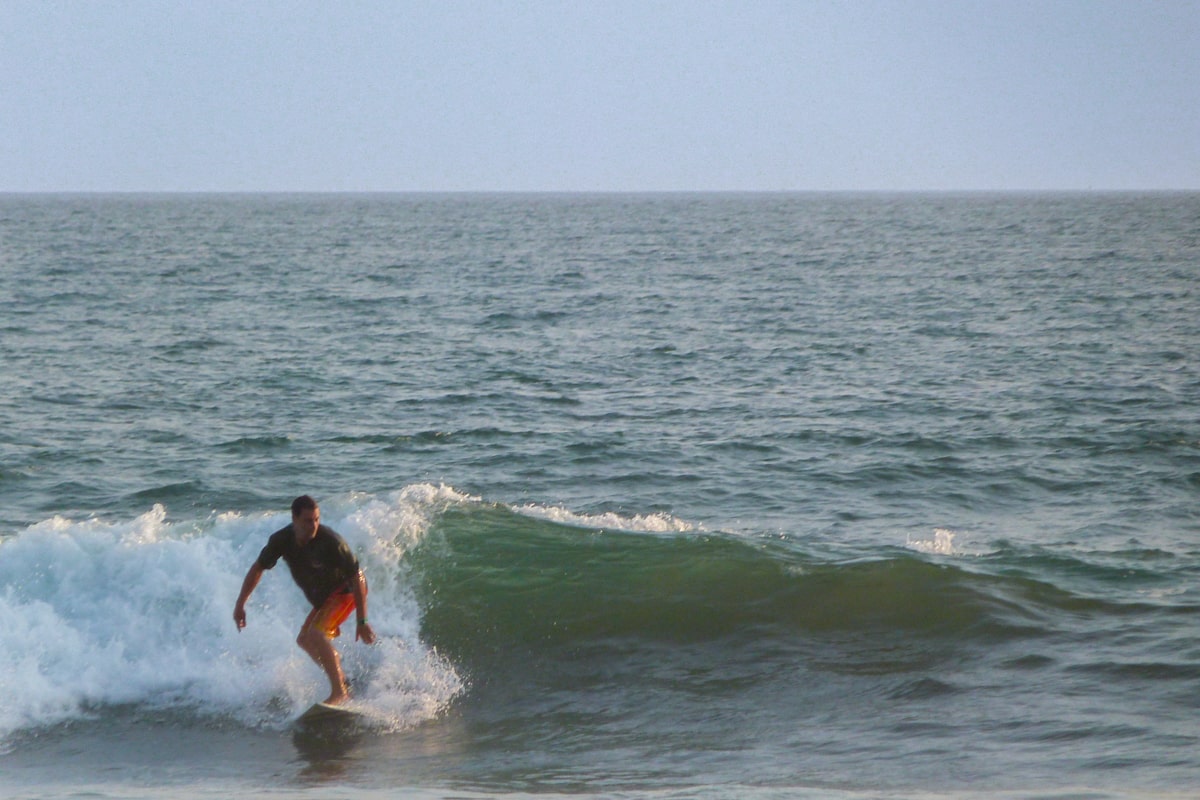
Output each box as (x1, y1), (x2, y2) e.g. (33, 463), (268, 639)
(256, 524), (296, 568)
(261, 524), (297, 553)
(268, 524), (295, 541)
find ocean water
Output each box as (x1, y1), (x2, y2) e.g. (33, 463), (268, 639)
(0, 192), (1198, 799)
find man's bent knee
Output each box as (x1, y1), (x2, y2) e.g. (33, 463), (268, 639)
(297, 625), (324, 650)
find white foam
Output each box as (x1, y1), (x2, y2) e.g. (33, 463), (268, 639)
(510, 502), (697, 534)
(0, 487), (468, 740)
(906, 527), (959, 555)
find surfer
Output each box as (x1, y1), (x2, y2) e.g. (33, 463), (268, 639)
(233, 495), (376, 705)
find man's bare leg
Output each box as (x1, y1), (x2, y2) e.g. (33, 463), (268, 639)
(297, 616), (350, 705)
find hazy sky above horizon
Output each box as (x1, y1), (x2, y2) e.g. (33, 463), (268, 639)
(2, 1), (1198, 192)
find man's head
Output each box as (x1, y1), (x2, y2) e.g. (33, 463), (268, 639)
(291, 495), (320, 541)
(291, 495), (317, 518)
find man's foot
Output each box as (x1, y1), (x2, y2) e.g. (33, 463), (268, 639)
(323, 682), (351, 706)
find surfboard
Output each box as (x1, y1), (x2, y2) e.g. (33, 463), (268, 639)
(297, 702), (362, 724)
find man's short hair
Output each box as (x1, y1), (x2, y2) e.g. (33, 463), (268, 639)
(291, 495), (318, 517)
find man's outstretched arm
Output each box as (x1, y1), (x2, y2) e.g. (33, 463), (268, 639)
(233, 562), (264, 630)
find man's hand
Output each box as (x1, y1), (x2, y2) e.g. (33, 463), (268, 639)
(356, 621), (376, 644)
(233, 605), (247, 630)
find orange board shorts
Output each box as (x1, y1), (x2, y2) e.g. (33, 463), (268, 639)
(310, 586), (363, 639)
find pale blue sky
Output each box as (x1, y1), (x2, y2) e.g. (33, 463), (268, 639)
(2, 0), (1197, 191)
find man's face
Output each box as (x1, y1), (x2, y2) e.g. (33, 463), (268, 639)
(293, 506), (320, 542)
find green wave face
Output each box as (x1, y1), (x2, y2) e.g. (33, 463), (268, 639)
(408, 505), (1087, 674)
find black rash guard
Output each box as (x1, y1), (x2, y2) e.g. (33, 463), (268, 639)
(256, 523), (360, 608)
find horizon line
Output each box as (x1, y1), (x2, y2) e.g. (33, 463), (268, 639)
(3, 188), (1198, 197)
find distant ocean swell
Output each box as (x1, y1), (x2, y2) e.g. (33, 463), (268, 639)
(413, 506), (1195, 663)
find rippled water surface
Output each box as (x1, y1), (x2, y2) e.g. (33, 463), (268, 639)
(1, 193), (1198, 799)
